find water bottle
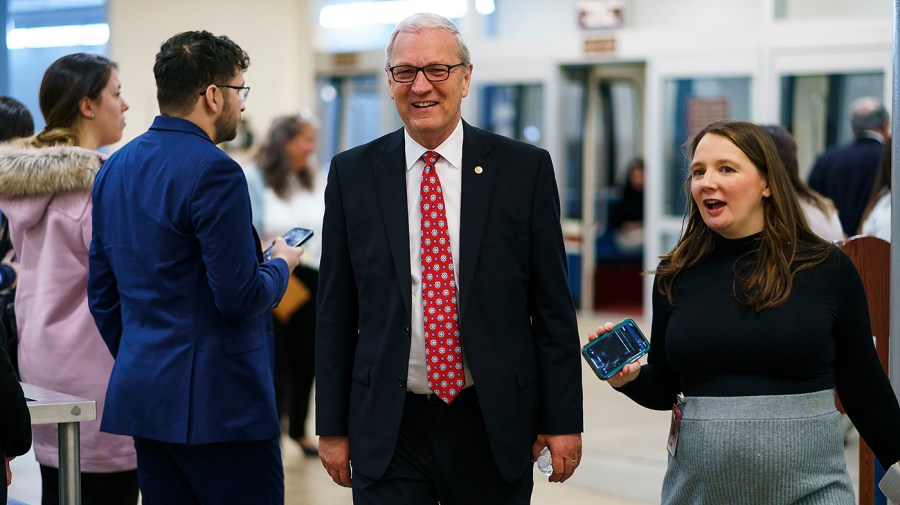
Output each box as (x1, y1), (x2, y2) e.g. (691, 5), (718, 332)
(536, 447), (552, 475)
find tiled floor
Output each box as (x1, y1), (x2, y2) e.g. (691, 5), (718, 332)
(8, 309), (860, 504)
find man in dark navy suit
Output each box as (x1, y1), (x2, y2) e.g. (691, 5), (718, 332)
(316, 13), (583, 505)
(808, 97), (889, 235)
(88, 31), (303, 504)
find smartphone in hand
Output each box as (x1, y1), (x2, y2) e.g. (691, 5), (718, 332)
(582, 318), (649, 380)
(263, 227), (314, 261)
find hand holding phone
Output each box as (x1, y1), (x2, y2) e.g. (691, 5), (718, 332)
(263, 227), (314, 261)
(583, 318), (649, 382)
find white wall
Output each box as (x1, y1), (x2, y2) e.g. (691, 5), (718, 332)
(107, 0), (315, 148)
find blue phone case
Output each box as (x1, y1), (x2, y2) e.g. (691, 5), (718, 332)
(581, 318), (649, 380)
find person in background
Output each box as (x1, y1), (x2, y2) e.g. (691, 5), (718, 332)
(0, 97), (34, 294)
(808, 97), (889, 236)
(0, 344), (30, 505)
(316, 13), (583, 504)
(0, 53), (137, 505)
(245, 112), (323, 456)
(609, 157), (645, 253)
(0, 97), (34, 143)
(762, 124), (844, 243)
(592, 120), (900, 504)
(859, 138), (891, 242)
(0, 251), (15, 293)
(88, 31), (303, 505)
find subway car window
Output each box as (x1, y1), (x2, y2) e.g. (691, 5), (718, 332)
(780, 72), (884, 180)
(479, 84), (544, 146)
(561, 67), (589, 221)
(662, 76), (751, 217)
(316, 74), (384, 169)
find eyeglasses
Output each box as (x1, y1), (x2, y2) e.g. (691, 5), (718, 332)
(199, 84), (250, 102)
(387, 63), (465, 83)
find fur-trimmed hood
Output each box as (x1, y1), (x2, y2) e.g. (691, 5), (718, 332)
(0, 140), (101, 198)
(0, 140), (102, 232)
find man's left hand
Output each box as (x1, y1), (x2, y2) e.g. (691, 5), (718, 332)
(5, 456), (13, 485)
(531, 433), (582, 483)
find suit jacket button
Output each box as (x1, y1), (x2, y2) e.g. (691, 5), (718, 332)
(397, 377), (406, 388)
(404, 327), (410, 336)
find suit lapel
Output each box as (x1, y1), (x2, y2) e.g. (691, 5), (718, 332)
(458, 122), (496, 319)
(373, 130), (412, 321)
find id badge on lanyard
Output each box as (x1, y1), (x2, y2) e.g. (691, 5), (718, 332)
(667, 393), (685, 457)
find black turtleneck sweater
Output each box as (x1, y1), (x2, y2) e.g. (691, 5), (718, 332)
(620, 233), (900, 467)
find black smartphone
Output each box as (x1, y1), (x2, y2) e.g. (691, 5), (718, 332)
(263, 227), (314, 261)
(582, 318), (649, 380)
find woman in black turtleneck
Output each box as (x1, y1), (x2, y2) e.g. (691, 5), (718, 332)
(590, 120), (900, 504)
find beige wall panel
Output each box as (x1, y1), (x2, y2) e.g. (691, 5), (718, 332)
(107, 0), (314, 148)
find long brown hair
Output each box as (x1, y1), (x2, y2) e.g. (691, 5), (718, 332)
(858, 137), (891, 233)
(655, 121), (833, 312)
(31, 53), (116, 148)
(254, 114), (316, 198)
(761, 124), (837, 215)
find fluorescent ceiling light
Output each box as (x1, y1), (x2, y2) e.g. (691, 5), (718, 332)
(7, 23), (110, 49)
(319, 0), (468, 29)
(475, 0), (495, 15)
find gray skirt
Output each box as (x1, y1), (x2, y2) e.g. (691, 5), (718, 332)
(662, 389), (854, 505)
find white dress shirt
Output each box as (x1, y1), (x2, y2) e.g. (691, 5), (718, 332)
(404, 120), (474, 394)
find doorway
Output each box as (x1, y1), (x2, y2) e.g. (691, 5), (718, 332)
(560, 63), (645, 312)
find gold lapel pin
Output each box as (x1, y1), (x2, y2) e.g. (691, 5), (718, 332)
(474, 166), (483, 174)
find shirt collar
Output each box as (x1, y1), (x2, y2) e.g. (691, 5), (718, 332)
(861, 130), (885, 143)
(404, 120), (464, 171)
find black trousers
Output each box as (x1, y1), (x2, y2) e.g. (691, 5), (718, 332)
(40, 466), (138, 505)
(273, 265), (317, 440)
(352, 388), (533, 505)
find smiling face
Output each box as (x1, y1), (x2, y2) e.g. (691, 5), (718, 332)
(387, 28), (471, 149)
(690, 133), (771, 239)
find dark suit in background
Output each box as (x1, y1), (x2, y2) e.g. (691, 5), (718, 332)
(807, 136), (883, 235)
(807, 96), (890, 236)
(316, 13), (582, 505)
(0, 344), (30, 504)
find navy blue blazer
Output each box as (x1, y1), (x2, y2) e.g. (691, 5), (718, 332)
(88, 116), (289, 444)
(316, 121), (583, 481)
(807, 136), (883, 235)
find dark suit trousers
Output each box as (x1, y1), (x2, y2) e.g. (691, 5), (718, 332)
(352, 388), (533, 505)
(134, 437), (283, 505)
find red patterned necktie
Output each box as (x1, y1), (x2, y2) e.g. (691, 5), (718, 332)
(420, 150), (464, 404)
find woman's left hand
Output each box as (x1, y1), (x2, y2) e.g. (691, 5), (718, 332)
(588, 322), (641, 388)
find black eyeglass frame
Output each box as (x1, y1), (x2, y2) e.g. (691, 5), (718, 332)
(387, 63), (466, 83)
(199, 84), (250, 101)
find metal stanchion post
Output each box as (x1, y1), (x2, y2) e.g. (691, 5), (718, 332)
(58, 422), (81, 505)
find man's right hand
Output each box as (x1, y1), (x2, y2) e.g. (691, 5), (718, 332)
(319, 435), (352, 487)
(268, 236), (304, 272)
